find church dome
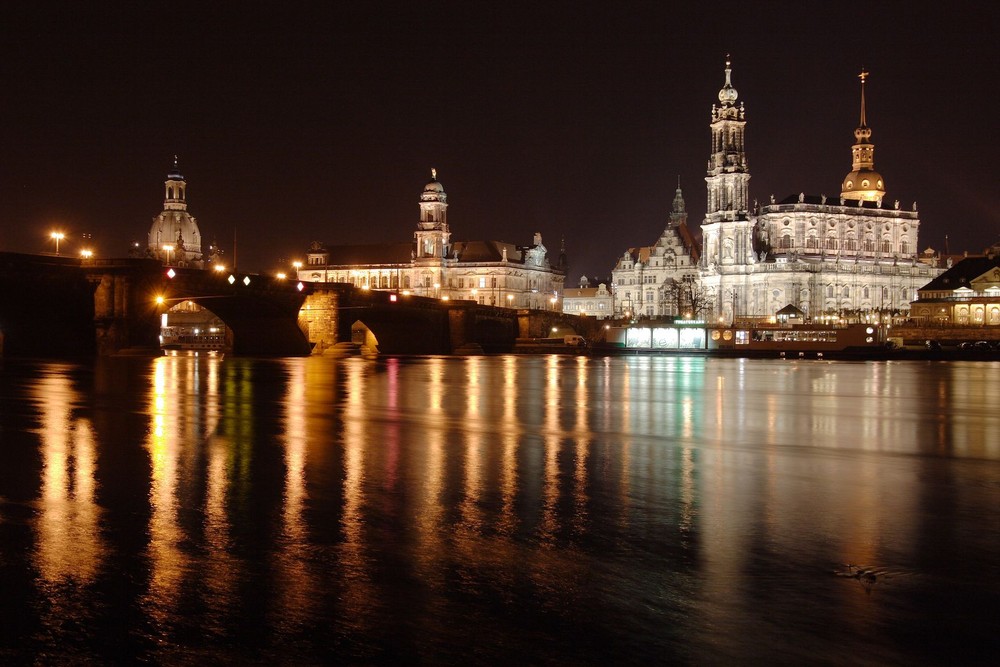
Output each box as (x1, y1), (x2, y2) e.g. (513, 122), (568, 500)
(841, 168), (885, 200)
(420, 169), (447, 203)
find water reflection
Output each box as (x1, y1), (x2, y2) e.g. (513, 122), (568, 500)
(3, 356), (998, 665)
(32, 367), (105, 585)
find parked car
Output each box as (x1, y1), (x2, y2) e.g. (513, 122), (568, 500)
(925, 339), (942, 351)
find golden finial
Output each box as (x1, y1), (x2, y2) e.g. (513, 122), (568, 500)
(858, 69), (869, 127)
(431, 167), (437, 180)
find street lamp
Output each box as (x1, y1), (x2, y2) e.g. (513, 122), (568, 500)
(50, 231), (65, 255)
(163, 244), (174, 265)
(80, 249), (93, 259)
(292, 260), (302, 279)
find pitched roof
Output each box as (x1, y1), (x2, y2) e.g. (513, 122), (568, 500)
(920, 255), (1000, 291)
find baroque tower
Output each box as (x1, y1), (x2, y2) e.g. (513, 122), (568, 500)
(701, 56), (754, 270)
(414, 168), (451, 261)
(841, 70), (886, 202)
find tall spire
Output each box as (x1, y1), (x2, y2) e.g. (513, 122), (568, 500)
(858, 69), (868, 128)
(670, 181), (687, 227)
(841, 69), (885, 201)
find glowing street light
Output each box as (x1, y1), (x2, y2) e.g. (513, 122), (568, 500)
(507, 294), (513, 307)
(276, 272), (287, 280)
(50, 231), (65, 255)
(80, 249), (93, 259)
(213, 264), (226, 273)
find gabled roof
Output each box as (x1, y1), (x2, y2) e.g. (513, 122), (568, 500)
(776, 303), (805, 316)
(920, 255), (1000, 292)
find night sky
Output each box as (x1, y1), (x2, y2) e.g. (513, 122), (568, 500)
(1, 3), (996, 280)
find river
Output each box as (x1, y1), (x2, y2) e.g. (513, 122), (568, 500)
(1, 354), (997, 664)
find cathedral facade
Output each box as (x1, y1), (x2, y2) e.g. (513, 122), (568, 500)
(297, 171), (566, 310)
(699, 60), (940, 322)
(609, 60), (941, 323)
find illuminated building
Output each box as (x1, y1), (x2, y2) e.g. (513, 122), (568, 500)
(698, 59), (942, 321)
(297, 171), (567, 309)
(562, 277), (614, 319)
(611, 59), (943, 322)
(910, 247), (1000, 325)
(146, 157), (205, 267)
(610, 183), (701, 318)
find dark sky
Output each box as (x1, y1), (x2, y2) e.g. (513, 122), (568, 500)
(1, 3), (996, 279)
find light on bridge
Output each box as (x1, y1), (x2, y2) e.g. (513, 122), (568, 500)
(228, 275), (236, 285)
(296, 282), (304, 292)
(276, 272), (287, 280)
(166, 268), (176, 279)
(214, 264), (226, 273)
(243, 276), (251, 286)
(50, 231), (65, 255)
(80, 249), (93, 259)
(390, 294), (397, 302)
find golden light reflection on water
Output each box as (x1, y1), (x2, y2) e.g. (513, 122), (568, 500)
(32, 369), (105, 585)
(572, 357), (590, 534)
(497, 357), (520, 536)
(144, 356), (189, 621)
(538, 356), (562, 543)
(272, 358), (315, 627)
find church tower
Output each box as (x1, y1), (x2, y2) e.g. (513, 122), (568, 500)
(147, 157), (204, 266)
(668, 179), (687, 228)
(701, 56), (753, 268)
(841, 70), (886, 202)
(414, 169), (451, 261)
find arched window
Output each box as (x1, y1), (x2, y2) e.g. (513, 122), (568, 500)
(827, 285), (834, 298)
(403, 276), (410, 289)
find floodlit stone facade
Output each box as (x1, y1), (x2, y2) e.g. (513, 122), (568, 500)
(610, 59), (942, 322)
(297, 172), (566, 310)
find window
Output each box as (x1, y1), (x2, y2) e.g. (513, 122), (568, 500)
(881, 240), (891, 253)
(458, 278), (465, 288)
(826, 237), (838, 249)
(479, 277), (486, 288)
(403, 276), (410, 289)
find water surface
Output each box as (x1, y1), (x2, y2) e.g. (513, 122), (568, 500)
(1, 355), (997, 664)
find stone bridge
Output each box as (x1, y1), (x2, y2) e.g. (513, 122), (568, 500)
(0, 252), (601, 357)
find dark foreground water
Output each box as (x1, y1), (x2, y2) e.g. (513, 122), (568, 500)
(1, 354), (998, 665)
